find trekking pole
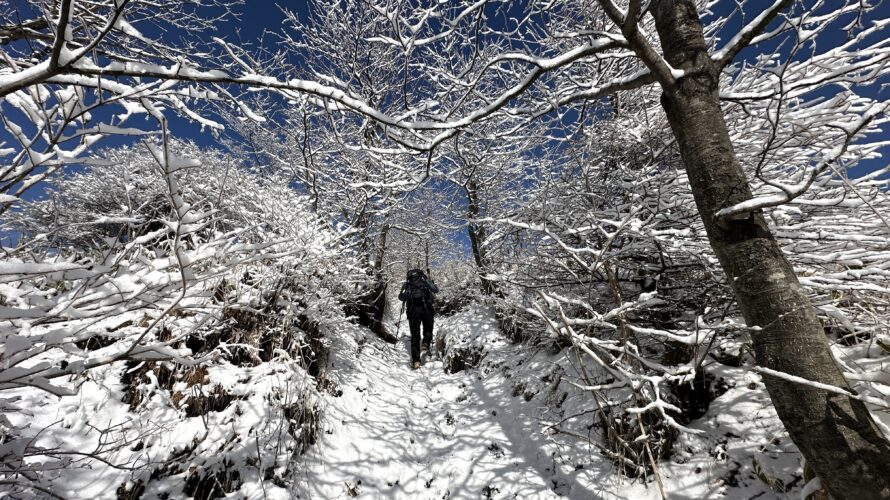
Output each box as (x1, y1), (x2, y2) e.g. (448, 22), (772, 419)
(394, 299), (406, 338)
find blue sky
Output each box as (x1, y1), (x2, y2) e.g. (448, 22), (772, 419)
(2, 1), (887, 214)
(158, 0), (890, 180)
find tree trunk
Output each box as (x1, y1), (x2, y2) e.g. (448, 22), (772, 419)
(369, 222), (392, 340)
(343, 211), (396, 342)
(465, 177), (497, 295)
(650, 2), (890, 498)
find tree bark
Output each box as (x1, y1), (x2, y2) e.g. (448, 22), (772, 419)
(465, 177), (497, 295)
(369, 222), (391, 339)
(649, 2), (890, 498)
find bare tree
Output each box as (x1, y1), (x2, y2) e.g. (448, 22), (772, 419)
(643, 3), (889, 496)
(293, 1), (890, 496)
(4, 0), (890, 496)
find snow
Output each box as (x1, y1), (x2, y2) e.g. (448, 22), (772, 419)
(295, 311), (566, 499)
(753, 366), (890, 409)
(2, 2), (888, 497)
(711, 0), (788, 63)
(0, 61), (51, 94)
(0, 261), (85, 276)
(0, 267), (851, 499)
(293, 306), (805, 499)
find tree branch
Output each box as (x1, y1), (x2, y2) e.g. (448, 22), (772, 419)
(596, 0), (677, 87)
(712, 0), (794, 69)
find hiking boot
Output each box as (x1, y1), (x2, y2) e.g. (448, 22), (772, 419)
(421, 341), (431, 352)
(412, 361), (421, 370)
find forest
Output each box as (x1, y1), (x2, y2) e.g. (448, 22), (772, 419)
(1, 0), (889, 498)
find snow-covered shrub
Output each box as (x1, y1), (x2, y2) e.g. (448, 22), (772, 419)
(8, 140), (320, 252)
(480, 91), (890, 479)
(431, 259), (481, 317)
(0, 140), (364, 497)
(484, 147), (719, 476)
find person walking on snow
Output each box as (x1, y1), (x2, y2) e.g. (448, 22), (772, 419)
(398, 269), (439, 369)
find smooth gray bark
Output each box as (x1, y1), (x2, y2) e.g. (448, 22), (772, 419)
(649, 2), (890, 498)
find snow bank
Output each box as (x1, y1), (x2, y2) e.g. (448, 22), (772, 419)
(435, 305), (505, 373)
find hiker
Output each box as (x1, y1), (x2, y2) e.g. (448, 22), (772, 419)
(398, 269), (439, 369)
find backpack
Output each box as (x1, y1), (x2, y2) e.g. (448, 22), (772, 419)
(404, 270), (431, 307)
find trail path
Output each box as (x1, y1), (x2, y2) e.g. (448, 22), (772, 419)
(291, 307), (797, 500)
(293, 311), (585, 500)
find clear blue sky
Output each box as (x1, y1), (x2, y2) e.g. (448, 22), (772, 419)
(173, 1), (890, 180)
(3, 1), (887, 203)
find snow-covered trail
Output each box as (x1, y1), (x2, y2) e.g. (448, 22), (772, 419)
(292, 312), (587, 500)
(289, 306), (803, 500)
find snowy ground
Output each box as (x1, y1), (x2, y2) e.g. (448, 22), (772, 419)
(293, 311), (567, 499)
(293, 306), (802, 500)
(1, 305), (804, 499)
